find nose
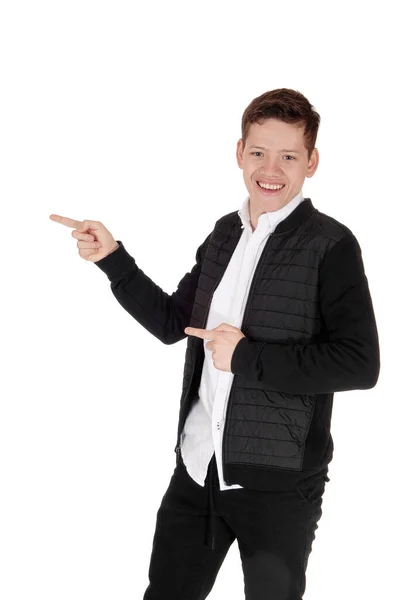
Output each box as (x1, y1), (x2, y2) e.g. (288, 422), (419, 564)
(262, 156), (284, 176)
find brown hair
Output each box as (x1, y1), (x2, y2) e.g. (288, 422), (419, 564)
(241, 88), (320, 159)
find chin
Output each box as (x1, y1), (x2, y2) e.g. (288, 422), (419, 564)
(261, 197), (289, 211)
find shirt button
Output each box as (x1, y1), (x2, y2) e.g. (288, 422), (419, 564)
(217, 422), (220, 430)
(219, 387), (226, 393)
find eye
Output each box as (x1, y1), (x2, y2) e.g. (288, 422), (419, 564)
(284, 155), (295, 160)
(251, 151), (263, 157)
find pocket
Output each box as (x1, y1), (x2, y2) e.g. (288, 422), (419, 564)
(296, 474), (328, 506)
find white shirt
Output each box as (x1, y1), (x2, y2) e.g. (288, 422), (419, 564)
(180, 189), (306, 490)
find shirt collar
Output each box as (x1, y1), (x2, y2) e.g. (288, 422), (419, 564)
(238, 189), (305, 232)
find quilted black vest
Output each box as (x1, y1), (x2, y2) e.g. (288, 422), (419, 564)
(175, 198), (348, 487)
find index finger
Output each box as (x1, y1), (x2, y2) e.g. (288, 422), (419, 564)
(184, 327), (217, 340)
(49, 214), (83, 229)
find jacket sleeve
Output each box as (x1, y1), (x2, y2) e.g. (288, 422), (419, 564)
(230, 234), (380, 394)
(94, 233), (212, 345)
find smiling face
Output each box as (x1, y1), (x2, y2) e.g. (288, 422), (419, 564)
(236, 118), (319, 229)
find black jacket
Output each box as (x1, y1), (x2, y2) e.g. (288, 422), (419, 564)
(95, 198), (380, 490)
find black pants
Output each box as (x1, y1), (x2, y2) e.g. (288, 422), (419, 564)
(143, 453), (328, 600)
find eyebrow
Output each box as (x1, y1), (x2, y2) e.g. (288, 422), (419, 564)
(249, 145), (300, 154)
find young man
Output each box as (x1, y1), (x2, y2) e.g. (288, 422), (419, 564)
(50, 88), (380, 599)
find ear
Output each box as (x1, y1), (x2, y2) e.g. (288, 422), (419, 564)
(236, 139), (244, 169)
(306, 147), (319, 178)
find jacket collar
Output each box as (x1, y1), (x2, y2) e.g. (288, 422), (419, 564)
(226, 197), (316, 236)
(238, 190), (305, 233)
(272, 197), (315, 235)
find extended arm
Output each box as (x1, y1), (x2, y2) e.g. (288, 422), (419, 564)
(230, 234), (380, 394)
(94, 233), (212, 344)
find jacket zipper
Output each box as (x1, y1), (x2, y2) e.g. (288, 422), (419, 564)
(222, 233), (273, 485)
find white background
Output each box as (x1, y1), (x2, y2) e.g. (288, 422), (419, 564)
(1, 1), (417, 598)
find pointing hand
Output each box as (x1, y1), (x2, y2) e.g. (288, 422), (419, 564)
(184, 322), (245, 372)
(49, 214), (119, 262)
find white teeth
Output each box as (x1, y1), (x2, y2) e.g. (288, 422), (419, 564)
(258, 182), (285, 190)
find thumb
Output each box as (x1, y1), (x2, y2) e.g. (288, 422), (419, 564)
(214, 322), (239, 333)
(77, 219), (98, 233)
(77, 221), (89, 233)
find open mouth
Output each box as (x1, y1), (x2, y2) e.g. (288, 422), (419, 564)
(256, 181), (286, 194)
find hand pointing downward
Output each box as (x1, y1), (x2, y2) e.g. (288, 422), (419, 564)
(184, 323), (246, 372)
